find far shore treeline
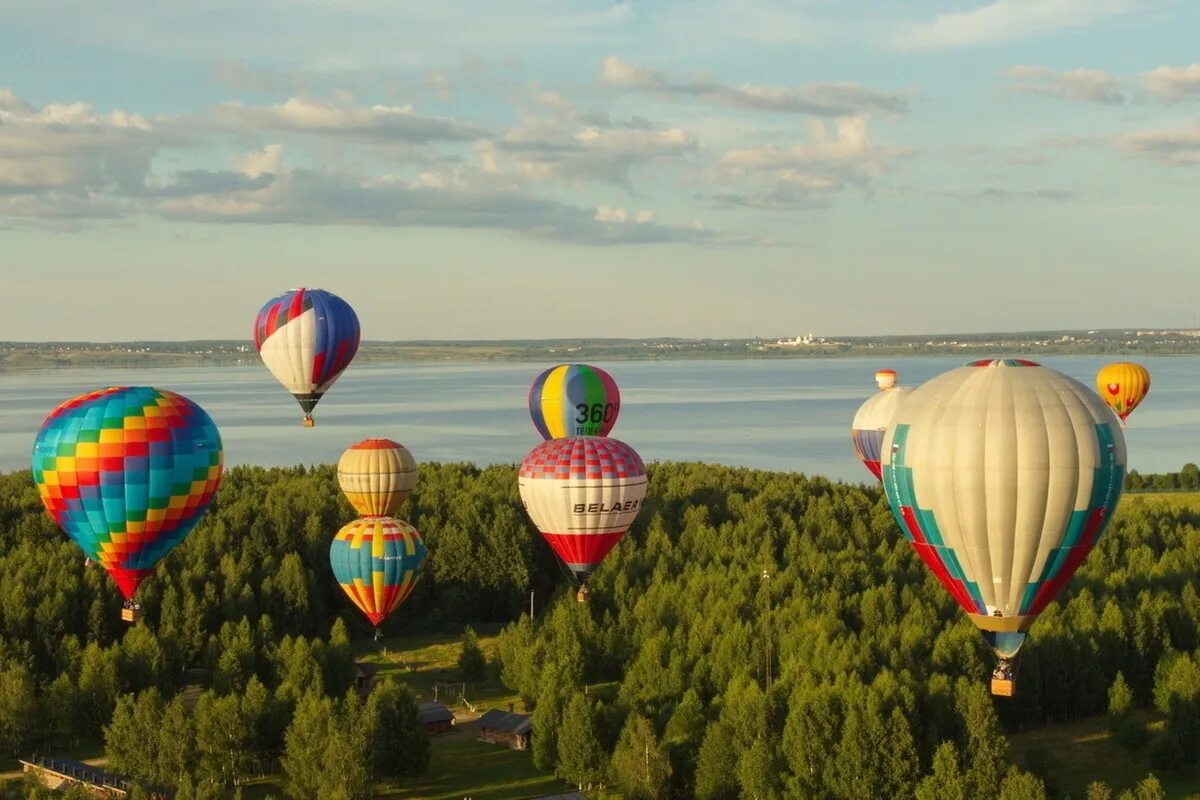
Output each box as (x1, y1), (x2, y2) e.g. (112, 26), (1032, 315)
(1, 462), (1199, 798)
(4, 328), (1200, 370)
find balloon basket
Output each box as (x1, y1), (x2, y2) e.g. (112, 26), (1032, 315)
(301, 417), (315, 428)
(990, 678), (1016, 697)
(121, 606), (142, 623)
(575, 586), (590, 603)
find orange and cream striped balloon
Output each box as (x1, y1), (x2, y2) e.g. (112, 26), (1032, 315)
(1095, 362), (1151, 424)
(337, 438), (417, 517)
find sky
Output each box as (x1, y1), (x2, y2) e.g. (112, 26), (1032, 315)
(4, 0), (1200, 341)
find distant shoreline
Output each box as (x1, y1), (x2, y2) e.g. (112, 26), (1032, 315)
(3, 330), (1199, 370)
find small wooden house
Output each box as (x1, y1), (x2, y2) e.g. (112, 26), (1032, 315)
(477, 708), (533, 750)
(353, 662), (379, 696)
(20, 756), (167, 799)
(417, 700), (455, 735)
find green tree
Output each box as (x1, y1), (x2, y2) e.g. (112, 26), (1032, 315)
(1117, 774), (1166, 800)
(610, 712), (671, 800)
(282, 692), (332, 799)
(915, 742), (967, 800)
(363, 679), (429, 779)
(558, 694), (606, 789)
(1109, 672), (1147, 752)
(458, 625), (488, 682)
(0, 659), (38, 757)
(193, 691), (249, 787)
(1086, 782), (1113, 800)
(77, 642), (119, 734)
(322, 692), (371, 800)
(996, 766), (1047, 800)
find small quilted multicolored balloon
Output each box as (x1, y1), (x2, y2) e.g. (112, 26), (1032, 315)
(254, 287), (360, 426)
(329, 517), (427, 627)
(528, 364), (620, 439)
(31, 387), (223, 603)
(337, 438), (418, 517)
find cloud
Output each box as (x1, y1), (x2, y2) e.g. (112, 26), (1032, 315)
(482, 96), (697, 191)
(213, 96), (486, 143)
(425, 69), (453, 100)
(893, 0), (1140, 51)
(1006, 65), (1124, 104)
(155, 163), (717, 245)
(0, 89), (174, 199)
(1117, 123), (1200, 166)
(942, 187), (1075, 201)
(600, 56), (910, 117)
(1142, 64), (1200, 100)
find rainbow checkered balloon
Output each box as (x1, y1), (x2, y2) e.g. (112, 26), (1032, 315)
(31, 387), (223, 600)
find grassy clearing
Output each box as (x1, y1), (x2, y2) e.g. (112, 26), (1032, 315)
(1010, 713), (1200, 798)
(356, 628), (527, 715)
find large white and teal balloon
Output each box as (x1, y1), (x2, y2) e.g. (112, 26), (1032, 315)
(881, 359), (1126, 662)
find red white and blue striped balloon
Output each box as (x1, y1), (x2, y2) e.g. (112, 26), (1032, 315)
(254, 288), (360, 425)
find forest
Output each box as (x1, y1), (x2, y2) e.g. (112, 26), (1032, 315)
(0, 461), (1199, 798)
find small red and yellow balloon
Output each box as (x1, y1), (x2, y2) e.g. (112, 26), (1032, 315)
(1095, 362), (1150, 425)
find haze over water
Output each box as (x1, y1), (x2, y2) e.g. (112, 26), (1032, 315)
(1, 356), (1193, 483)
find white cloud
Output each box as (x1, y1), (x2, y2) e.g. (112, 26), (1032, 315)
(707, 116), (911, 210)
(425, 69), (453, 99)
(233, 145), (284, 178)
(600, 56), (910, 117)
(595, 205), (656, 223)
(213, 96), (486, 142)
(1142, 64), (1200, 100)
(0, 89), (169, 196)
(893, 0), (1139, 51)
(1006, 65), (1124, 105)
(1117, 123), (1200, 166)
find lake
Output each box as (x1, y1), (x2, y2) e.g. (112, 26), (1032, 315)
(1, 356), (1194, 483)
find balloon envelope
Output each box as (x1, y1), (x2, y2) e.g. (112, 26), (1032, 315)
(31, 387), (223, 599)
(882, 359), (1125, 657)
(851, 385), (911, 481)
(329, 517), (427, 627)
(254, 288), (360, 423)
(1096, 362), (1150, 423)
(518, 436), (647, 578)
(337, 439), (417, 517)
(875, 369), (897, 390)
(529, 364), (620, 439)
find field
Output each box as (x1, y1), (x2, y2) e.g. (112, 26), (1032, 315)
(239, 630), (575, 800)
(1010, 713), (1200, 798)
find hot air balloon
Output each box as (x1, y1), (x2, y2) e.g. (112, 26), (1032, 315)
(882, 359), (1125, 696)
(1096, 362), (1150, 426)
(529, 364), (621, 439)
(254, 287), (360, 426)
(338, 439), (417, 517)
(518, 436), (647, 600)
(31, 387), (223, 621)
(330, 517), (427, 629)
(851, 370), (911, 481)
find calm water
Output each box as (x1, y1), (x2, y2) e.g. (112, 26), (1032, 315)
(1, 357), (1194, 483)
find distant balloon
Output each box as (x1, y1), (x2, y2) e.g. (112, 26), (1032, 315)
(882, 359), (1125, 691)
(518, 437), (647, 581)
(529, 364), (621, 439)
(31, 387), (223, 604)
(852, 370), (910, 481)
(329, 517), (427, 627)
(254, 288), (360, 426)
(1096, 362), (1150, 425)
(338, 439), (417, 517)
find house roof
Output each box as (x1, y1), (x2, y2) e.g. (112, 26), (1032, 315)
(477, 708), (532, 735)
(354, 662), (380, 677)
(417, 701), (454, 724)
